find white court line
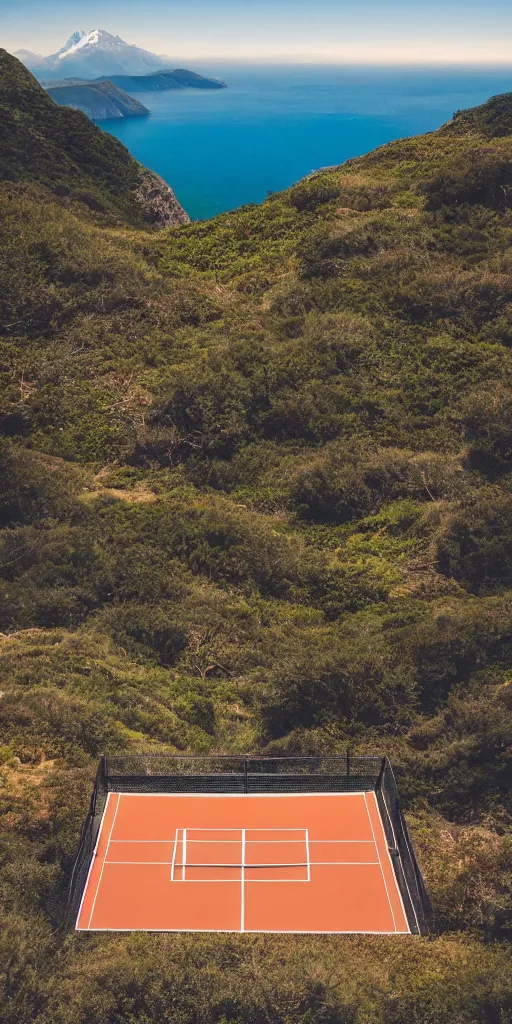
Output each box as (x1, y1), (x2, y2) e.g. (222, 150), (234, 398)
(306, 829), (310, 882)
(170, 828), (178, 882)
(116, 792), (367, 798)
(157, 878), (378, 883)
(182, 829), (187, 882)
(110, 838), (374, 844)
(75, 792), (111, 929)
(109, 862), (379, 867)
(241, 828), (246, 932)
(85, 926), (409, 934)
(176, 862), (311, 868)
(363, 792), (396, 933)
(114, 861), (379, 866)
(87, 792), (120, 930)
(372, 791), (414, 934)
(242, 927), (409, 934)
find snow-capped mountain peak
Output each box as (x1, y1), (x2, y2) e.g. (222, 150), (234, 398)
(55, 31), (86, 57)
(58, 30), (94, 60)
(15, 29), (172, 80)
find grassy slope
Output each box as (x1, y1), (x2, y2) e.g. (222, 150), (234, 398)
(1, 80), (512, 1023)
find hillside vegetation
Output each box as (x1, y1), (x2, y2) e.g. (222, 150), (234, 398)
(1, 51), (512, 1024)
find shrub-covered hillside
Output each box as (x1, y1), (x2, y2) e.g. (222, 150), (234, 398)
(1, 52), (512, 1023)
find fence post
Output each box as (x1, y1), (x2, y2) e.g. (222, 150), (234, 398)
(346, 748), (350, 780)
(91, 756), (103, 816)
(244, 758), (248, 794)
(376, 756), (386, 790)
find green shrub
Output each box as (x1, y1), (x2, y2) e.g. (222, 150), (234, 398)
(436, 490), (512, 593)
(100, 602), (189, 667)
(0, 443), (83, 526)
(289, 175), (341, 211)
(173, 692), (216, 734)
(260, 626), (418, 736)
(423, 149), (512, 212)
(297, 223), (379, 278)
(458, 383), (512, 474)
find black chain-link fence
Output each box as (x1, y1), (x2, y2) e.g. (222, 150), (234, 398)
(65, 758), (107, 928)
(376, 759), (432, 935)
(105, 753), (383, 793)
(66, 754), (431, 934)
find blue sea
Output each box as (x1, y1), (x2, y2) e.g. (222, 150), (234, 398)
(102, 64), (512, 221)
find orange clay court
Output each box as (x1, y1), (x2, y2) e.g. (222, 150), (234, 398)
(76, 791), (411, 934)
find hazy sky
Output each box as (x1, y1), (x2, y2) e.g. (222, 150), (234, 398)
(2, 0), (512, 63)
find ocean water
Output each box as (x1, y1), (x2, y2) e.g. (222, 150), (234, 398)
(102, 64), (512, 221)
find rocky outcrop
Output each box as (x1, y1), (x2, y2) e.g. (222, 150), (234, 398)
(135, 169), (190, 227)
(46, 80), (150, 120)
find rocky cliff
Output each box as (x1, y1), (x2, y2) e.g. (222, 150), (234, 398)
(46, 80), (150, 120)
(135, 169), (190, 227)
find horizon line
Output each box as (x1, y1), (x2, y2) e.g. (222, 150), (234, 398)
(8, 46), (512, 69)
(170, 57), (512, 66)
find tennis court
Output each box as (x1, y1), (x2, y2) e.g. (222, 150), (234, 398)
(76, 791), (412, 933)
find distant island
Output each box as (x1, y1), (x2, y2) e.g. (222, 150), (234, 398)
(91, 69), (227, 92)
(45, 80), (151, 120)
(13, 30), (227, 121)
(44, 67), (226, 121)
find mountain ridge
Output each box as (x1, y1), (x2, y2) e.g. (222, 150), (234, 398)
(0, 50), (188, 226)
(41, 68), (227, 92)
(14, 28), (174, 80)
(45, 79), (151, 120)
(90, 68), (227, 91)
(13, 47), (43, 62)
